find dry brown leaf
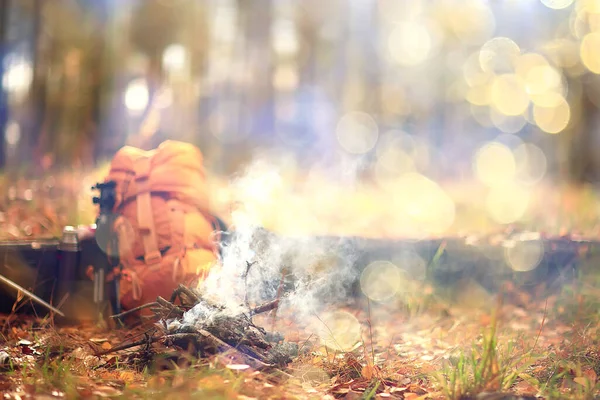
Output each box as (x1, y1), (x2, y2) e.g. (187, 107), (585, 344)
(574, 376), (590, 387)
(583, 368), (597, 384)
(118, 371), (137, 383)
(362, 364), (374, 380)
(101, 342), (112, 350)
(513, 380), (538, 395)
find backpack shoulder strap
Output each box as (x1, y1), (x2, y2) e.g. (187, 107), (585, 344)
(134, 155), (162, 266)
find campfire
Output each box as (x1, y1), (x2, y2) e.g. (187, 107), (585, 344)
(99, 284), (297, 370)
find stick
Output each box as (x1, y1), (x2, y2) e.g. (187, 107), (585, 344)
(243, 261), (256, 310)
(0, 273), (65, 317)
(110, 302), (159, 319)
(249, 299), (280, 316)
(95, 335), (159, 356)
(172, 284), (201, 305)
(156, 296), (184, 316)
(195, 329), (273, 369)
(270, 268), (287, 331)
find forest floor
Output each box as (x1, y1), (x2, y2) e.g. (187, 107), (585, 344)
(0, 169), (600, 399)
(1, 278), (600, 400)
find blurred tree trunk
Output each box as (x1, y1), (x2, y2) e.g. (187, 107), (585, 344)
(568, 76), (600, 184)
(26, 0), (46, 171)
(241, 0), (273, 138)
(0, 0), (9, 169)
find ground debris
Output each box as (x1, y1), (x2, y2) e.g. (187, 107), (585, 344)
(104, 284), (298, 370)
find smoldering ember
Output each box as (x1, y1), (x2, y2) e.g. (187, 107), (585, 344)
(2, 1), (600, 399)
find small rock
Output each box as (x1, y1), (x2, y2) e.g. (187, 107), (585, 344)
(0, 351), (11, 369)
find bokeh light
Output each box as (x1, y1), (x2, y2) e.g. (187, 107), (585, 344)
(374, 131), (426, 183)
(514, 143), (548, 185)
(444, 0), (496, 45)
(392, 173), (456, 237)
(466, 84), (491, 106)
(580, 32), (600, 73)
(4, 121), (20, 146)
(162, 44), (188, 73)
(474, 142), (517, 187)
(504, 235), (544, 272)
(313, 310), (362, 352)
(540, 0), (574, 10)
(525, 65), (563, 96)
(388, 21), (434, 66)
(463, 51), (493, 87)
(335, 111), (379, 154)
(272, 64), (299, 91)
(491, 74), (530, 116)
(486, 183), (531, 224)
(533, 95), (571, 133)
(360, 260), (402, 302)
(490, 108), (527, 133)
(271, 18), (299, 57)
(479, 37), (521, 74)
(2, 57), (33, 100)
(124, 78), (150, 113)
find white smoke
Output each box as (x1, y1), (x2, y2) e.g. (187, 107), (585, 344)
(196, 158), (361, 325)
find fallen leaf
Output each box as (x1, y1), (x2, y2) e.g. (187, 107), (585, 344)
(574, 376), (590, 387)
(101, 342), (112, 350)
(513, 380), (538, 395)
(118, 371), (137, 382)
(362, 364), (375, 380)
(92, 386), (123, 398)
(407, 384), (427, 395)
(583, 368), (597, 384)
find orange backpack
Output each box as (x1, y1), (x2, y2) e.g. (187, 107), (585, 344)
(99, 140), (220, 313)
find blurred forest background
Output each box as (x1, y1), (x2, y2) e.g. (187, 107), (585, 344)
(1, 0), (600, 184)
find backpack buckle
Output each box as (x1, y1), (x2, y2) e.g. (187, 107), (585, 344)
(144, 250), (162, 266)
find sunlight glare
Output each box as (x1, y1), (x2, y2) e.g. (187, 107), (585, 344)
(486, 183), (531, 224)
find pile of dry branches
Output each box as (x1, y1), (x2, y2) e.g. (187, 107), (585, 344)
(98, 284), (298, 370)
